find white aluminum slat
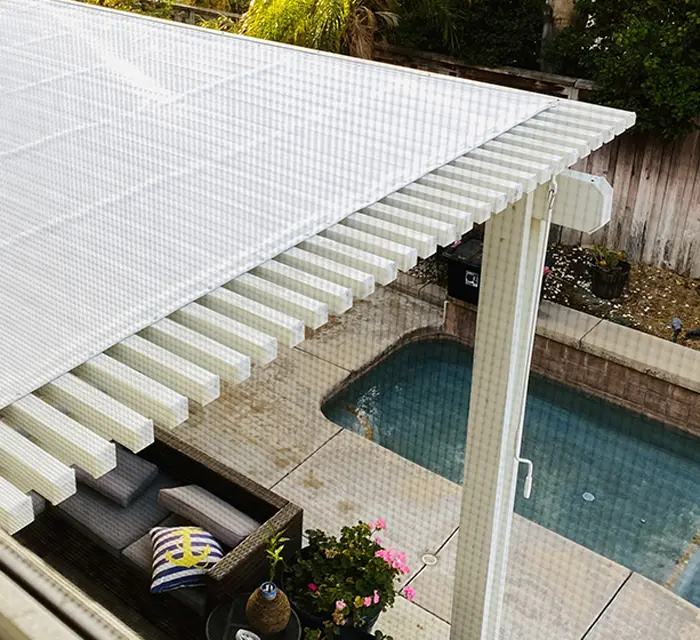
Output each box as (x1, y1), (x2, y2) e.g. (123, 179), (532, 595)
(435, 164), (523, 201)
(418, 174), (509, 213)
(74, 354), (189, 429)
(171, 303), (278, 365)
(495, 132), (580, 165)
(321, 225), (417, 272)
(523, 118), (604, 149)
(483, 140), (567, 174)
(450, 156), (538, 194)
(0, 477), (33, 534)
(466, 148), (553, 184)
(140, 318), (251, 384)
(199, 288), (305, 348)
(380, 192), (473, 234)
(2, 395), (116, 478)
(0, 419), (76, 505)
(227, 273), (328, 330)
(276, 248), (375, 300)
(107, 335), (220, 406)
(342, 212), (437, 258)
(534, 111), (616, 143)
(298, 236), (397, 286)
(515, 122), (595, 155)
(553, 100), (635, 131)
(362, 203), (457, 247)
(38, 373), (154, 453)
(253, 260), (354, 316)
(400, 181), (493, 224)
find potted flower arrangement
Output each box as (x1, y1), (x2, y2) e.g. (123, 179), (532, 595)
(589, 245), (630, 299)
(283, 519), (414, 640)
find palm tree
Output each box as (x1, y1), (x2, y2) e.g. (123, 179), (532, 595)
(236, 0), (398, 58)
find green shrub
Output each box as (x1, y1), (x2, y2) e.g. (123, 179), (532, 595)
(547, 0), (700, 138)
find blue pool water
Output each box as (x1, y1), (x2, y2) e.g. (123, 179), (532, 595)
(322, 339), (700, 606)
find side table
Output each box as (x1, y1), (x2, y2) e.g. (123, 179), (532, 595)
(206, 595), (301, 640)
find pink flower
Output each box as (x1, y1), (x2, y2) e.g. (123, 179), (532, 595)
(375, 518), (386, 531)
(373, 590), (380, 604)
(402, 586), (416, 601)
(364, 596), (373, 607)
(308, 583), (317, 592)
(335, 600), (346, 611)
(375, 537), (382, 545)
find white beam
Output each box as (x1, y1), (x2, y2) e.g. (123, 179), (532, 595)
(418, 174), (509, 213)
(401, 182), (493, 224)
(548, 169), (613, 233)
(38, 373), (154, 453)
(451, 184), (554, 640)
(363, 202), (458, 246)
(381, 192), (473, 234)
(227, 273), (328, 330)
(523, 119), (603, 149)
(554, 101), (636, 131)
(140, 318), (251, 384)
(534, 111), (616, 142)
(467, 148), (552, 184)
(321, 225), (417, 272)
(0, 477), (33, 534)
(435, 164), (523, 201)
(107, 335), (220, 406)
(299, 236), (397, 287)
(2, 395), (116, 478)
(172, 302), (277, 365)
(496, 132), (580, 165)
(199, 287), (305, 348)
(342, 212), (437, 258)
(75, 354), (189, 429)
(484, 140), (567, 174)
(0, 420), (76, 505)
(276, 248), (375, 300)
(451, 156), (538, 194)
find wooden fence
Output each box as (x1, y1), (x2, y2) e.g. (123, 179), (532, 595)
(168, 8), (700, 278)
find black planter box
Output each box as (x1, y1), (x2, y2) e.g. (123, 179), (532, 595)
(591, 262), (630, 299)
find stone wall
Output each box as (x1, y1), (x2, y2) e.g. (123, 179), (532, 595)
(443, 298), (700, 439)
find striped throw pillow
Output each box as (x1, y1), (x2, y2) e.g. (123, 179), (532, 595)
(149, 526), (223, 593)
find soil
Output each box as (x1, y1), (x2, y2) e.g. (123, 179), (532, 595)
(409, 244), (700, 352)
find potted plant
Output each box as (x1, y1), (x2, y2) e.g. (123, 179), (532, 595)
(283, 519), (415, 639)
(589, 246), (630, 299)
(245, 528), (292, 635)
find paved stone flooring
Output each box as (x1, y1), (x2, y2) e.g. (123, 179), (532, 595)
(173, 286), (700, 639)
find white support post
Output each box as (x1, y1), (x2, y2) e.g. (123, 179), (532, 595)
(450, 181), (554, 640)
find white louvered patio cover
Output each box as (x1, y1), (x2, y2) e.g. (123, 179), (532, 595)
(0, 0), (554, 408)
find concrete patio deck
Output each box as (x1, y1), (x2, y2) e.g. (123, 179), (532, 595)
(171, 286), (700, 639)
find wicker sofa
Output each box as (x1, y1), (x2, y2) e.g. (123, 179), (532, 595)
(16, 431), (303, 639)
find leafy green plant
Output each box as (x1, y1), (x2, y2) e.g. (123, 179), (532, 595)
(197, 14), (238, 30)
(236, 0), (398, 58)
(303, 629), (394, 640)
(284, 519), (414, 639)
(81, 0), (173, 19)
(264, 528), (290, 583)
(546, 0), (700, 138)
(590, 246), (629, 272)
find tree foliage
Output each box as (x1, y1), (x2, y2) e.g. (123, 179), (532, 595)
(391, 0), (547, 69)
(236, 0), (398, 58)
(547, 0), (700, 138)
(82, 0), (173, 19)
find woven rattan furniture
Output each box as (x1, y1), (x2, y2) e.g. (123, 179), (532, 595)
(16, 431), (303, 640)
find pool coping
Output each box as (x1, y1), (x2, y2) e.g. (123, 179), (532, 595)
(392, 273), (700, 439)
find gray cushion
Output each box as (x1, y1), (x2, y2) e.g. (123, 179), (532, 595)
(75, 446), (158, 508)
(158, 485), (260, 549)
(29, 491), (47, 516)
(55, 473), (178, 557)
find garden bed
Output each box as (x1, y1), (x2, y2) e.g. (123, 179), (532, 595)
(410, 244), (700, 352)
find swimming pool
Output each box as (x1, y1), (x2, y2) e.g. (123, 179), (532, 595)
(322, 338), (700, 606)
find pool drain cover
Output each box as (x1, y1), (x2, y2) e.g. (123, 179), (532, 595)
(422, 554), (438, 566)
(582, 492), (595, 502)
